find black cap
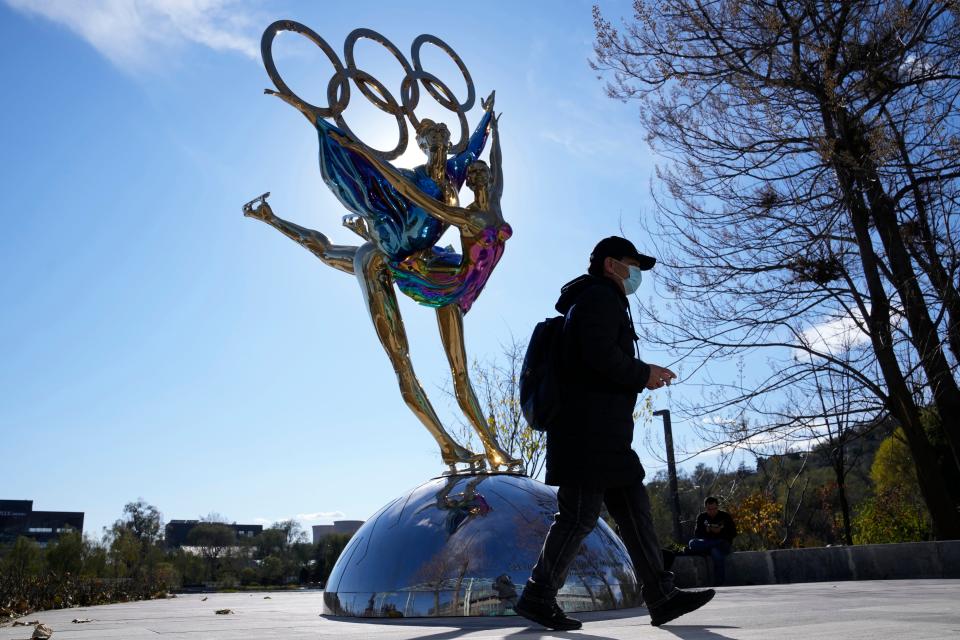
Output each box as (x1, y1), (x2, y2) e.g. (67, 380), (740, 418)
(589, 236), (656, 272)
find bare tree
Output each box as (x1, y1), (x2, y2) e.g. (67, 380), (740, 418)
(592, 0), (960, 536)
(448, 338), (546, 479)
(735, 340), (879, 544)
(756, 448), (811, 547)
(801, 347), (880, 544)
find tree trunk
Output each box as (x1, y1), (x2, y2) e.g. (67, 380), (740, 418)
(857, 157), (960, 472)
(836, 471), (853, 546)
(828, 119), (960, 537)
(884, 112), (960, 366)
(832, 440), (854, 545)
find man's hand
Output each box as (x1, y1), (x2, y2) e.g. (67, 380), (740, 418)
(646, 364), (677, 390)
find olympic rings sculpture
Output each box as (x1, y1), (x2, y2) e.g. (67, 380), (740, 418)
(261, 21), (477, 160)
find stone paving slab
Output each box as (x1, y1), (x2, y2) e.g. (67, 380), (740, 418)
(1, 580), (958, 639)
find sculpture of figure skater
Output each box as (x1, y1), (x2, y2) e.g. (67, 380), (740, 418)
(265, 87), (492, 259)
(328, 111), (510, 316)
(244, 91), (520, 473)
(330, 114), (518, 465)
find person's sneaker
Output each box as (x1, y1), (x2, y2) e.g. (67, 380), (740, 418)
(649, 588), (715, 626)
(514, 595), (583, 631)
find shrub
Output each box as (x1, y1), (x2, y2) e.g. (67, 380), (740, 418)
(852, 487), (931, 544)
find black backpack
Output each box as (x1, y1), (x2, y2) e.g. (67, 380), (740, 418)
(519, 315), (567, 432)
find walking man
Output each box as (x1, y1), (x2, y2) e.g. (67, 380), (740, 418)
(515, 236), (715, 630)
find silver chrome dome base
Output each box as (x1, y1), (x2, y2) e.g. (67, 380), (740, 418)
(322, 472), (642, 617)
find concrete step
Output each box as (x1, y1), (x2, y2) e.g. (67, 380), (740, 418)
(671, 540), (960, 588)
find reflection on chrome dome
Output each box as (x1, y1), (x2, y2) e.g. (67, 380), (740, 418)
(322, 473), (641, 617)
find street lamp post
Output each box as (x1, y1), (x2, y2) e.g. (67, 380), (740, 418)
(653, 409), (684, 544)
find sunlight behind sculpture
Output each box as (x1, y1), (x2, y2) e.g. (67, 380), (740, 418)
(245, 22), (520, 474)
(260, 21), (477, 159)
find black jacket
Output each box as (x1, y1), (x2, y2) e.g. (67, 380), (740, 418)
(544, 274), (651, 488)
(694, 510), (737, 543)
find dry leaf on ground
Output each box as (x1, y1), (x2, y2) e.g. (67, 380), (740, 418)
(32, 623), (54, 639)
(12, 620), (40, 627)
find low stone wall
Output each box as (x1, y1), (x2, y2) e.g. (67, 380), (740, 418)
(671, 540), (960, 588)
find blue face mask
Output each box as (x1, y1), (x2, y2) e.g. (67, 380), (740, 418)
(623, 266), (643, 294)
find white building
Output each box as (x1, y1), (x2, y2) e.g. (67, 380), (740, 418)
(312, 520), (363, 543)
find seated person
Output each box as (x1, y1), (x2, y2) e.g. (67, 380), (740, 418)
(688, 496), (737, 585)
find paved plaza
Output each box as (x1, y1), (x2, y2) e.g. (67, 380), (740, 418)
(1, 580), (957, 639)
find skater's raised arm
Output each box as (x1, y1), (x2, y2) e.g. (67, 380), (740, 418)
(489, 114), (504, 204)
(327, 131), (477, 231)
(264, 89), (317, 126)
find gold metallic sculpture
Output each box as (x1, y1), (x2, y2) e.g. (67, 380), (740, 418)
(245, 22), (521, 473)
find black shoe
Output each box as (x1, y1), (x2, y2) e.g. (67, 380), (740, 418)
(649, 588), (715, 627)
(514, 595), (583, 631)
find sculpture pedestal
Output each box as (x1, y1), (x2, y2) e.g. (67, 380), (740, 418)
(322, 472), (642, 617)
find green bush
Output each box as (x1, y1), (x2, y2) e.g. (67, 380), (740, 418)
(0, 503), (355, 617)
(852, 487), (931, 544)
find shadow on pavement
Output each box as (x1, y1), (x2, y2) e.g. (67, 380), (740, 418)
(321, 609), (739, 639)
(322, 614), (618, 640)
(660, 624), (740, 639)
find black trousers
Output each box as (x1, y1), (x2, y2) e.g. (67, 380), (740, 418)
(526, 475), (676, 608)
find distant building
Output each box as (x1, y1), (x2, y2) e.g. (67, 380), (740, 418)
(0, 499), (84, 548)
(312, 520), (363, 543)
(756, 451), (807, 472)
(164, 520), (263, 548)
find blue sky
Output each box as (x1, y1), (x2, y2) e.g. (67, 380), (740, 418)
(1, 0), (751, 538)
